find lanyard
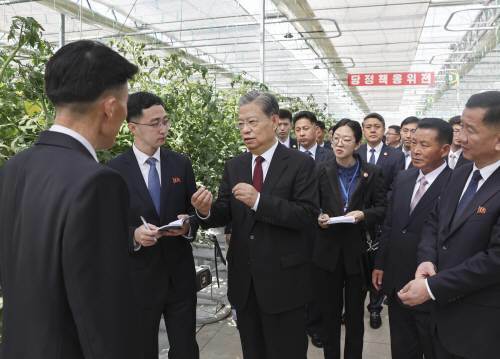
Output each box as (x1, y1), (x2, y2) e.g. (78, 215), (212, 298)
(338, 161), (360, 213)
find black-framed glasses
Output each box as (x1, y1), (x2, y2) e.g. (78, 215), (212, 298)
(130, 119), (171, 129)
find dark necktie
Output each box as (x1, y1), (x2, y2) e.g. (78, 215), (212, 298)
(305, 150), (313, 157)
(146, 157), (161, 215)
(369, 148), (376, 164)
(455, 170), (482, 219)
(253, 156), (264, 192)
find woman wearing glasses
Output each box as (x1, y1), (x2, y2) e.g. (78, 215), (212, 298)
(313, 119), (387, 359)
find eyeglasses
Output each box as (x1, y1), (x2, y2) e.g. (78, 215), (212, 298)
(236, 118), (263, 130)
(131, 119), (171, 129)
(333, 136), (355, 145)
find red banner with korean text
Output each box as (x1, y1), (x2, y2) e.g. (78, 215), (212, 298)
(347, 72), (435, 86)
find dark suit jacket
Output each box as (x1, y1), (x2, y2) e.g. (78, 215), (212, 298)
(290, 137), (298, 150)
(447, 151), (471, 169)
(314, 145), (335, 163)
(199, 143), (319, 314)
(313, 155), (387, 279)
(0, 131), (140, 359)
(418, 163), (500, 359)
(357, 143), (405, 191)
(321, 140), (332, 151)
(376, 166), (452, 310)
(108, 148), (197, 303)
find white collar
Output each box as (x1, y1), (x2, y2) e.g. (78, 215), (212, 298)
(252, 140), (279, 163)
(418, 161), (447, 185)
(368, 141), (384, 153)
(449, 148), (462, 157)
(473, 159), (500, 182)
(49, 124), (98, 162)
(133, 144), (161, 165)
(279, 136), (290, 146)
(299, 142), (318, 154)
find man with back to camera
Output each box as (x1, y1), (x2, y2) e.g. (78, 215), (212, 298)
(107, 92), (199, 359)
(399, 91), (500, 359)
(0, 40), (141, 359)
(373, 118), (453, 359)
(447, 115), (471, 170)
(386, 125), (402, 149)
(400, 116), (420, 169)
(191, 90), (319, 359)
(276, 108), (297, 149)
(357, 112), (405, 329)
(294, 111), (334, 163)
(293, 110), (334, 348)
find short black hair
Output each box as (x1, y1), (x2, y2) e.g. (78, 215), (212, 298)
(465, 91), (500, 128)
(448, 115), (462, 126)
(293, 110), (318, 126)
(418, 118), (453, 145)
(45, 40), (138, 106)
(332, 119), (362, 144)
(127, 92), (165, 122)
(401, 116), (420, 128)
(278, 109), (292, 121)
(316, 120), (326, 130)
(388, 125), (401, 134)
(363, 112), (385, 127)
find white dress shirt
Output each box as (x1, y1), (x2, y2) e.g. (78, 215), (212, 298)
(132, 144), (162, 187)
(251, 140), (279, 210)
(410, 162), (447, 204)
(299, 143), (317, 160)
(448, 148), (463, 170)
(49, 124), (98, 162)
(366, 141), (384, 164)
(425, 158), (500, 300)
(402, 147), (412, 169)
(279, 136), (291, 148)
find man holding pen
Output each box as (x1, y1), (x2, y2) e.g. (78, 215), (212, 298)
(108, 91), (199, 359)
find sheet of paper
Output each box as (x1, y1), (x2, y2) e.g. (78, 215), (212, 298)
(327, 215), (356, 225)
(157, 218), (185, 231)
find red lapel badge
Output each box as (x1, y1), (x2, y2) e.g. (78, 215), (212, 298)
(477, 206), (487, 215)
(172, 176), (182, 184)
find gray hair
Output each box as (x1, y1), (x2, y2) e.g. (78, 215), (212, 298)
(239, 90), (279, 117)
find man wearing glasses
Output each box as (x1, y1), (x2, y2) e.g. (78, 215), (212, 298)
(108, 91), (199, 359)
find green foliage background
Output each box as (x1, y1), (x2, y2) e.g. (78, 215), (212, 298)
(0, 17), (335, 192)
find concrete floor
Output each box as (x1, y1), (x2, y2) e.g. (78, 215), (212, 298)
(159, 305), (391, 359)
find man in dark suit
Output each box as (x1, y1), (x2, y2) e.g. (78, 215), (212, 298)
(399, 91), (500, 359)
(447, 115), (471, 170)
(357, 112), (405, 329)
(294, 111), (334, 163)
(385, 125), (402, 149)
(277, 108), (298, 149)
(0, 41), (141, 359)
(316, 120), (332, 150)
(108, 92), (199, 359)
(400, 116), (420, 170)
(373, 118), (453, 359)
(191, 91), (319, 359)
(293, 110), (334, 347)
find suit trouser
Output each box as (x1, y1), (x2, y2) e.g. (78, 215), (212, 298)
(315, 256), (365, 359)
(432, 329), (465, 359)
(387, 296), (434, 359)
(143, 292), (199, 359)
(236, 281), (308, 359)
(366, 250), (384, 314)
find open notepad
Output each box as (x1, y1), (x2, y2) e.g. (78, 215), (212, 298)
(327, 215), (356, 225)
(157, 217), (190, 231)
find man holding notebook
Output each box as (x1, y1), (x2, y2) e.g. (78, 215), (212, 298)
(108, 91), (199, 359)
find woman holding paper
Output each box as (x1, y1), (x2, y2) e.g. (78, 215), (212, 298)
(313, 119), (387, 359)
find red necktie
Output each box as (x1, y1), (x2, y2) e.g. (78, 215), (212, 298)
(253, 156), (264, 192)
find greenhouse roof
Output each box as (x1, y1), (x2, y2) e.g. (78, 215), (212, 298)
(1, 0), (499, 124)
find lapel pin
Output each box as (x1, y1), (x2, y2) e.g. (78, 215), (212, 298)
(172, 176), (182, 184)
(383, 152), (388, 156)
(363, 172), (369, 178)
(477, 206), (487, 215)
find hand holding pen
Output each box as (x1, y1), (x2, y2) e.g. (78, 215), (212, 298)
(134, 216), (159, 247)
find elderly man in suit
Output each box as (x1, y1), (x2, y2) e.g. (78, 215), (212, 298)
(357, 112), (405, 329)
(373, 118), (453, 359)
(447, 115), (471, 170)
(108, 92), (199, 359)
(191, 91), (319, 359)
(399, 91), (500, 359)
(0, 40), (141, 359)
